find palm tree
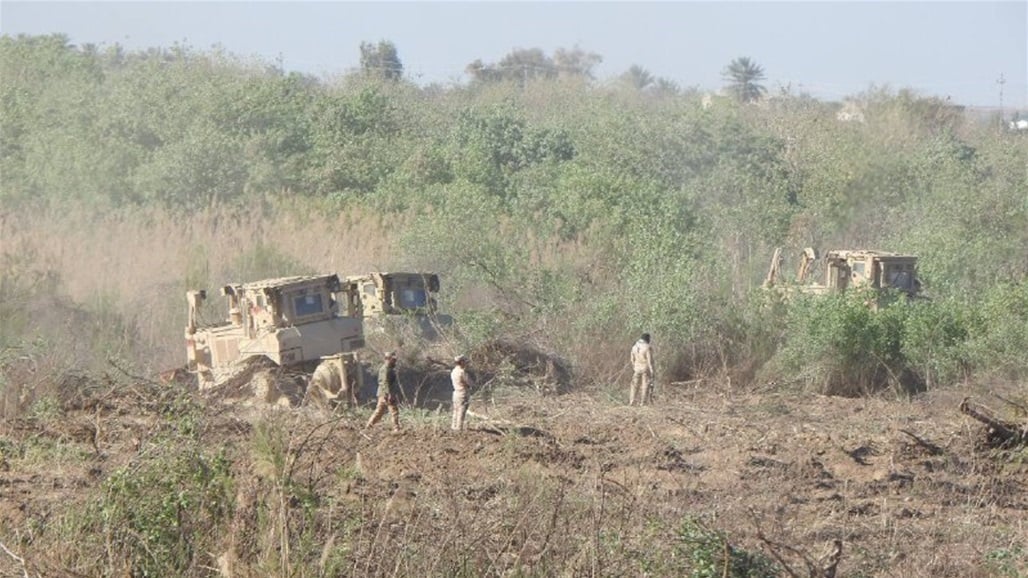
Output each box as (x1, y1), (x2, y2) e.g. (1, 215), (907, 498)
(722, 57), (766, 103)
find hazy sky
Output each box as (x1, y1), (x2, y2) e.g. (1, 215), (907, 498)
(2, 1), (1026, 108)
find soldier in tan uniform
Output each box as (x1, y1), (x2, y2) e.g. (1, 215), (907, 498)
(450, 355), (474, 431)
(629, 333), (654, 406)
(366, 351), (401, 431)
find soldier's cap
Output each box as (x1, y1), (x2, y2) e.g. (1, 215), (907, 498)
(454, 354), (468, 364)
(385, 351), (397, 359)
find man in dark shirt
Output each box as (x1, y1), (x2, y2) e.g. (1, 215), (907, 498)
(365, 351), (401, 432)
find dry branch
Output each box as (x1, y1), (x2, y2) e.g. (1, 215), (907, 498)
(959, 397), (1028, 447)
(898, 429), (944, 455)
(467, 409), (554, 438)
(0, 540), (31, 578)
(819, 540), (843, 578)
(750, 507), (843, 578)
(991, 392), (1028, 415)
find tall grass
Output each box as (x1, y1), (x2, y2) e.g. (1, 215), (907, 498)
(3, 195), (1026, 408)
(1, 199), (402, 372)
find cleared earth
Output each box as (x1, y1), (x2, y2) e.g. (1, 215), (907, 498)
(1, 366), (1025, 577)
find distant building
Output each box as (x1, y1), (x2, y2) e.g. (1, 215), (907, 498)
(1009, 119), (1028, 131)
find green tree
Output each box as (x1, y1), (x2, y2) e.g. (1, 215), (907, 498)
(722, 56), (767, 103)
(466, 46), (601, 86)
(552, 45), (602, 79)
(466, 48), (553, 86)
(359, 40), (403, 81)
(652, 77), (681, 96)
(449, 104), (575, 197)
(620, 65), (655, 90)
(304, 86), (405, 198)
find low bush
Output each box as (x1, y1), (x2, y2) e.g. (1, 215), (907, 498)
(63, 440), (234, 576)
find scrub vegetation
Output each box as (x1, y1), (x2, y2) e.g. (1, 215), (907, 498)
(1, 35), (1026, 577)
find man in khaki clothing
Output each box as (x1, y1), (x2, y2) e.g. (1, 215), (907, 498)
(629, 333), (654, 406)
(366, 351), (401, 432)
(450, 355), (474, 431)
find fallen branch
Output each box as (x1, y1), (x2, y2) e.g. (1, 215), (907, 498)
(959, 397), (1027, 447)
(749, 508), (843, 578)
(108, 357), (162, 387)
(666, 416), (708, 439)
(467, 409), (553, 438)
(466, 409), (512, 425)
(898, 428), (944, 456)
(991, 392), (1028, 415)
(0, 540), (30, 578)
(598, 476), (631, 496)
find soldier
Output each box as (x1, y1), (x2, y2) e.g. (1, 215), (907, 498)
(451, 355), (474, 431)
(366, 351), (401, 432)
(629, 333), (654, 406)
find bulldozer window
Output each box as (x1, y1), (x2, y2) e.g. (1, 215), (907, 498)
(294, 293), (324, 317)
(886, 268), (914, 291)
(399, 288), (427, 308)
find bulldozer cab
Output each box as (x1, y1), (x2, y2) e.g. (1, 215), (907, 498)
(186, 274), (365, 374)
(823, 250), (920, 296)
(765, 248), (920, 298)
(345, 272), (440, 318)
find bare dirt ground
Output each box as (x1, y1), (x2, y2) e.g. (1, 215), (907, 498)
(1, 371), (1025, 577)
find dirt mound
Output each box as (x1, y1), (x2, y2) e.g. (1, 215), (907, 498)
(345, 339), (575, 411)
(467, 339), (573, 394)
(199, 357), (308, 407)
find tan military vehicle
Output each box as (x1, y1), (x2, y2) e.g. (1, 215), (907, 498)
(185, 274), (365, 407)
(345, 272), (440, 317)
(345, 272), (452, 337)
(764, 248), (921, 300)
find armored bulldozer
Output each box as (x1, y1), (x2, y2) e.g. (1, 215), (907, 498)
(346, 272), (440, 317)
(764, 248), (921, 302)
(345, 272), (452, 338)
(185, 274), (365, 407)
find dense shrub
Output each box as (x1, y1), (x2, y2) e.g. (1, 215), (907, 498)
(2, 34), (1026, 392)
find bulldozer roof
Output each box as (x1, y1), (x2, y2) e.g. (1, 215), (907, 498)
(826, 250), (916, 260)
(237, 274), (340, 291)
(345, 272), (435, 281)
